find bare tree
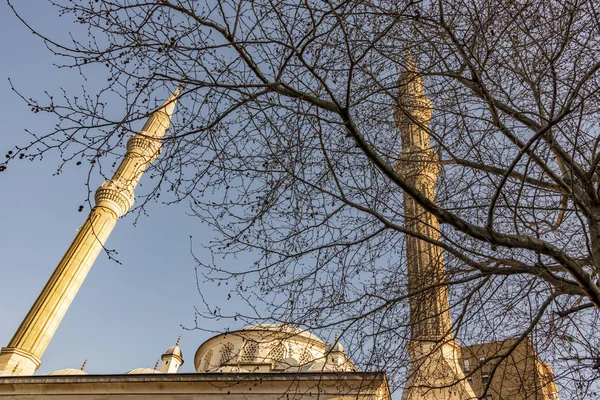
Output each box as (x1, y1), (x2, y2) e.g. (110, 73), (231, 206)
(4, 0), (600, 397)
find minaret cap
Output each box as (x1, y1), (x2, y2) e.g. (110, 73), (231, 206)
(139, 85), (182, 137)
(393, 51), (433, 128)
(158, 85), (182, 120)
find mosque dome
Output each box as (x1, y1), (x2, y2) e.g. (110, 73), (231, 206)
(125, 368), (160, 374)
(47, 368), (88, 376)
(240, 324), (325, 343)
(194, 323), (355, 373)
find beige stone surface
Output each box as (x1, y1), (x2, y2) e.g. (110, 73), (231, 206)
(0, 372), (390, 400)
(461, 338), (559, 400)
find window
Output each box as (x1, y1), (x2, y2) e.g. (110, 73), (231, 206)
(299, 348), (312, 365)
(479, 356), (486, 365)
(203, 349), (213, 371)
(482, 374), (490, 385)
(269, 343), (285, 362)
(240, 340), (259, 363)
(466, 377), (473, 386)
(485, 396), (493, 400)
(219, 342), (234, 365)
(463, 359), (470, 371)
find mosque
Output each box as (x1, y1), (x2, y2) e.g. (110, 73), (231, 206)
(0, 57), (558, 400)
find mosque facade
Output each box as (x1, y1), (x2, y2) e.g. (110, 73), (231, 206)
(0, 58), (558, 400)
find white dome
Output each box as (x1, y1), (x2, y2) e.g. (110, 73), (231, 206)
(194, 323), (355, 373)
(329, 341), (344, 352)
(163, 344), (183, 359)
(125, 368), (160, 374)
(47, 368), (88, 376)
(240, 324), (325, 344)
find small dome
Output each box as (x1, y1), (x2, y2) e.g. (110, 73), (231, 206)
(125, 368), (160, 374)
(48, 368), (88, 376)
(163, 345), (183, 359)
(329, 341), (344, 353)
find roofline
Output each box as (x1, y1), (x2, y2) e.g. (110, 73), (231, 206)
(0, 371), (388, 385)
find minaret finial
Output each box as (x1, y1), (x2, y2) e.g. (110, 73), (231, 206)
(154, 359), (160, 370)
(175, 336), (181, 346)
(80, 359), (87, 371)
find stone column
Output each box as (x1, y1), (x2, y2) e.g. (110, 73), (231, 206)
(0, 89), (180, 375)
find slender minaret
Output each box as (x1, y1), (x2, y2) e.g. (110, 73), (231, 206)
(395, 54), (475, 400)
(0, 88), (180, 375)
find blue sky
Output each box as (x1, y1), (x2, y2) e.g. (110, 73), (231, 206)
(0, 1), (238, 374)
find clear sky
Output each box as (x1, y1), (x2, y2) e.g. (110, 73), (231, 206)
(0, 1), (243, 375)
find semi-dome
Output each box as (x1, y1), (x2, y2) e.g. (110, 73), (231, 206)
(194, 323), (355, 373)
(47, 368), (88, 376)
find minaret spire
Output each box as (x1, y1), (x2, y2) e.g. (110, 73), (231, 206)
(395, 52), (475, 399)
(0, 88), (181, 375)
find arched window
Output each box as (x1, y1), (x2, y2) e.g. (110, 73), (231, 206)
(219, 342), (234, 365)
(240, 340), (259, 363)
(269, 343), (286, 362)
(203, 349), (213, 371)
(299, 348), (312, 365)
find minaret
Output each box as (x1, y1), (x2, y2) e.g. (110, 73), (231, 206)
(0, 88), (180, 375)
(394, 54), (475, 399)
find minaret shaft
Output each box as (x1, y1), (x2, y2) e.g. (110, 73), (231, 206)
(395, 55), (475, 400)
(404, 194), (452, 340)
(0, 206), (118, 375)
(0, 90), (179, 375)
(395, 58), (451, 342)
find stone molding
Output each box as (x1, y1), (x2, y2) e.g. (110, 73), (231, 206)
(0, 347), (41, 376)
(94, 180), (135, 217)
(126, 133), (161, 162)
